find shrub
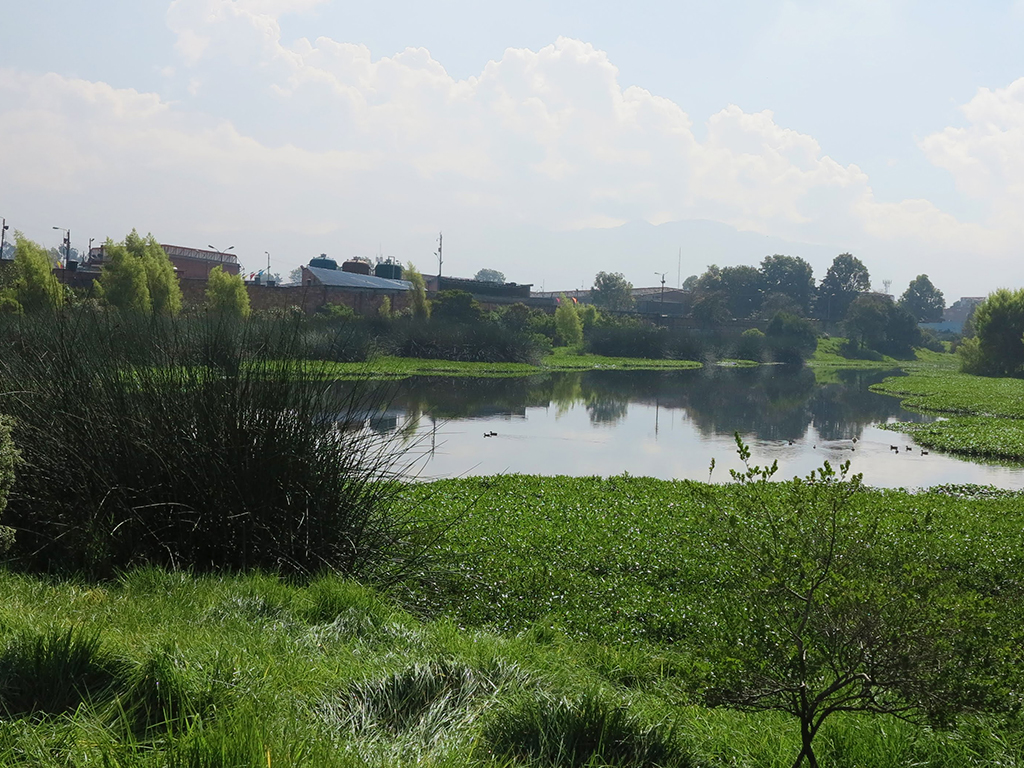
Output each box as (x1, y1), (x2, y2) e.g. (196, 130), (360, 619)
(0, 415), (19, 555)
(0, 309), (416, 576)
(555, 297), (583, 347)
(585, 318), (666, 359)
(381, 317), (544, 364)
(734, 328), (767, 362)
(766, 311), (818, 363)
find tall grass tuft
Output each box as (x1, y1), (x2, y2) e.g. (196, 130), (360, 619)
(0, 308), (422, 577)
(483, 689), (690, 767)
(0, 625), (124, 716)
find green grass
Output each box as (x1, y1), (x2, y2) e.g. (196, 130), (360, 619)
(1, 552), (1021, 767)
(810, 337), (958, 370)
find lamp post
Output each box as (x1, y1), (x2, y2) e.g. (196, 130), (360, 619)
(265, 251), (271, 285)
(207, 244), (235, 278)
(655, 271), (667, 312)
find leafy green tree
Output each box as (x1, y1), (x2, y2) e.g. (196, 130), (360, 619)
(899, 274), (945, 323)
(474, 268), (505, 283)
(766, 311), (818, 363)
(9, 234), (63, 313)
(707, 436), (980, 768)
(960, 288), (1024, 376)
(682, 274), (699, 291)
(378, 295), (392, 318)
(843, 294), (921, 358)
(128, 230), (182, 316)
(689, 291), (729, 327)
(719, 265), (763, 319)
(431, 290), (482, 323)
(555, 295), (583, 347)
(206, 265), (251, 318)
(97, 239), (151, 313)
(815, 253), (870, 323)
(405, 262), (430, 320)
(591, 271), (634, 311)
(760, 254), (815, 315)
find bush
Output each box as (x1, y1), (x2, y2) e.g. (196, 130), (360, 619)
(734, 328), (767, 362)
(766, 311), (818, 364)
(381, 316), (545, 364)
(585, 318), (666, 358)
(0, 309), (416, 576)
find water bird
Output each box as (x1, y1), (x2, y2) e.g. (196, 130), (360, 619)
(890, 445), (899, 451)
(922, 450), (929, 455)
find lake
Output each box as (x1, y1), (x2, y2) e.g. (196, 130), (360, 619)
(353, 367), (1024, 490)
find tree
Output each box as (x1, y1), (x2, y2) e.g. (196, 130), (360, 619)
(706, 437), (977, 768)
(959, 288), (1024, 376)
(474, 268), (505, 284)
(815, 253), (870, 323)
(899, 274), (945, 323)
(591, 271), (634, 311)
(405, 262), (430, 320)
(843, 294), (921, 358)
(8, 234), (63, 313)
(682, 274), (699, 291)
(97, 230), (182, 316)
(97, 240), (152, 314)
(206, 265), (251, 318)
(719, 265), (763, 319)
(288, 267), (303, 285)
(760, 255), (815, 316)
(766, 311), (818, 364)
(555, 295), (583, 347)
(430, 290), (482, 323)
(128, 230), (182, 316)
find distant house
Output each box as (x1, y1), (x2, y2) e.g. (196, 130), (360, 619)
(87, 244), (241, 280)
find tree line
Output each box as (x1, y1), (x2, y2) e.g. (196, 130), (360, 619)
(0, 231), (251, 318)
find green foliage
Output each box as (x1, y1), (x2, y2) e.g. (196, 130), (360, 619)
(0, 310), (417, 576)
(430, 290), (482, 324)
(378, 295), (392, 318)
(766, 311), (818, 363)
(205, 264), (251, 318)
(760, 254), (815, 316)
(484, 689), (689, 767)
(124, 230), (182, 316)
(705, 436), (980, 767)
(591, 271), (635, 311)
(816, 253), (870, 323)
(735, 328), (767, 362)
(473, 268), (505, 283)
(900, 274), (945, 323)
(8, 234), (62, 313)
(960, 288), (1024, 376)
(843, 293), (921, 358)
(555, 295), (583, 347)
(0, 415), (19, 555)
(405, 261), (431, 319)
(97, 239), (152, 313)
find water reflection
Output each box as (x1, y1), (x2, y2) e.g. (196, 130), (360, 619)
(326, 368), (1024, 489)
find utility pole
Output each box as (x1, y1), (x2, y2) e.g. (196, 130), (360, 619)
(0, 218), (8, 260)
(655, 271), (667, 312)
(435, 232), (443, 283)
(677, 247), (681, 288)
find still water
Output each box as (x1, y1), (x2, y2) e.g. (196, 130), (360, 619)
(358, 367), (1024, 490)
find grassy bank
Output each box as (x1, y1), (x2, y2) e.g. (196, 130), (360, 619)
(872, 367), (1024, 461)
(1, 554), (1020, 767)
(319, 352), (705, 380)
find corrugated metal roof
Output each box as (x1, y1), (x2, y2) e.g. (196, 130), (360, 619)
(306, 266), (411, 291)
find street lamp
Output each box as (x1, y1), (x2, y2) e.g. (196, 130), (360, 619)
(53, 226), (71, 266)
(655, 271), (667, 311)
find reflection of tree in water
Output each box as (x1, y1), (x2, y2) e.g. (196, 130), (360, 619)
(325, 367), (931, 442)
(809, 369), (930, 441)
(683, 366), (816, 441)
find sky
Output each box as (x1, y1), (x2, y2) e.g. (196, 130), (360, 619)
(1, 1), (1023, 298)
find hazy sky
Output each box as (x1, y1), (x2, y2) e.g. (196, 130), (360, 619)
(2, 1), (1022, 298)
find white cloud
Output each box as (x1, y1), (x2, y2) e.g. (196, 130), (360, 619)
(1, 1), (1019, 290)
